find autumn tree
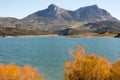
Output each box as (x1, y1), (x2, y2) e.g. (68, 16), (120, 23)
(110, 60), (120, 80)
(64, 45), (111, 80)
(0, 63), (42, 80)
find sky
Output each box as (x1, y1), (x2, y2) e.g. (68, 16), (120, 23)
(0, 0), (120, 20)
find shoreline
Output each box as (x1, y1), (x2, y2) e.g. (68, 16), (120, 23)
(66, 33), (118, 38)
(0, 34), (119, 38)
(66, 35), (115, 38)
(0, 34), (59, 38)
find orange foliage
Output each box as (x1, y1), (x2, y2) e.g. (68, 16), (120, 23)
(111, 60), (120, 80)
(64, 45), (111, 80)
(0, 63), (42, 80)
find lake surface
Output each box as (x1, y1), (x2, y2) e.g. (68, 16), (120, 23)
(0, 36), (120, 80)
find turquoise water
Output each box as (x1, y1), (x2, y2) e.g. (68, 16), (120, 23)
(0, 36), (120, 80)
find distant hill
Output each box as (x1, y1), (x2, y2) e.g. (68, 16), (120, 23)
(0, 17), (18, 28)
(0, 4), (119, 36)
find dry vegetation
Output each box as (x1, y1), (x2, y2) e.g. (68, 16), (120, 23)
(1, 45), (120, 80)
(0, 63), (42, 80)
(64, 45), (120, 80)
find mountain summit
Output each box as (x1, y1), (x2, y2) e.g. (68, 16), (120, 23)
(75, 5), (115, 21)
(26, 4), (69, 19)
(48, 4), (60, 11)
(24, 4), (116, 22)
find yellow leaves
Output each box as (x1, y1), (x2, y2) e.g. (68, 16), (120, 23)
(21, 65), (41, 80)
(5, 63), (21, 80)
(111, 60), (120, 80)
(64, 45), (111, 80)
(1, 45), (120, 80)
(0, 63), (42, 80)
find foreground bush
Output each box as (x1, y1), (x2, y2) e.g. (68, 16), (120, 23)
(0, 63), (42, 80)
(111, 60), (120, 80)
(64, 45), (120, 80)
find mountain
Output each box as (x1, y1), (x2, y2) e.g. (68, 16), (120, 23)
(24, 4), (74, 21)
(22, 4), (118, 31)
(24, 4), (116, 22)
(21, 4), (73, 31)
(0, 4), (119, 36)
(75, 5), (116, 21)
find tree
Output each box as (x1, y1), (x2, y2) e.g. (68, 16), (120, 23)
(0, 63), (42, 80)
(64, 45), (110, 80)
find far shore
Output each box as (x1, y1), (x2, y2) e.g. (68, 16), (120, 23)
(0, 33), (119, 38)
(66, 33), (119, 38)
(67, 35), (115, 38)
(0, 34), (59, 38)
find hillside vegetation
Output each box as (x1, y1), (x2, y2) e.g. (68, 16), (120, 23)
(0, 27), (55, 37)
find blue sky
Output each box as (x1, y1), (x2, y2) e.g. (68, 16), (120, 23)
(0, 0), (119, 20)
